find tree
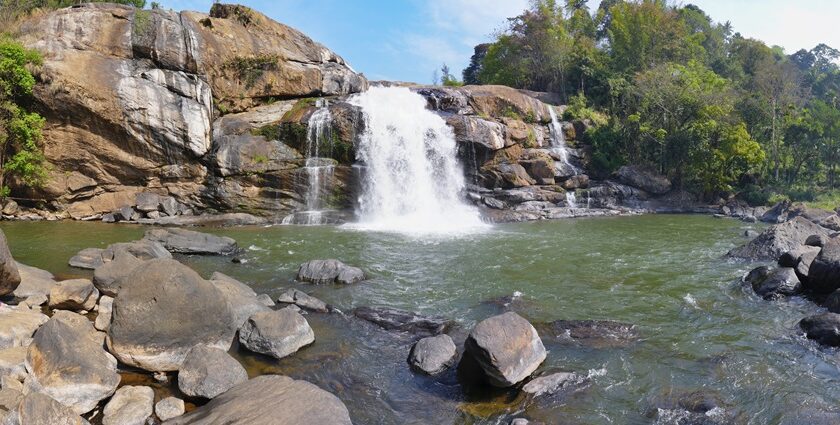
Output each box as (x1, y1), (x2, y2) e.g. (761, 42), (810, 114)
(440, 63), (462, 87)
(0, 38), (47, 198)
(753, 57), (805, 181)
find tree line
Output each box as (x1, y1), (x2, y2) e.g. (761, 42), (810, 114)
(463, 0), (840, 204)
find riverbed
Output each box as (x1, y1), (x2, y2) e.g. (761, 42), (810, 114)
(3, 215), (837, 424)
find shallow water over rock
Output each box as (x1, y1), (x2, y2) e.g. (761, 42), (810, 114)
(4, 216), (840, 423)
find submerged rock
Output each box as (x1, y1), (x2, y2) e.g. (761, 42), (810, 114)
(464, 312), (546, 387)
(107, 259), (236, 371)
(354, 306), (451, 336)
(238, 309), (315, 360)
(800, 313), (840, 346)
(296, 259), (366, 284)
(408, 334), (457, 375)
(143, 228), (238, 255)
(521, 372), (587, 397)
(178, 345), (248, 399)
(165, 375), (352, 425)
(24, 314), (120, 414)
(276, 288), (330, 313)
(727, 217), (829, 261)
(102, 385), (153, 425)
(0, 230), (21, 297)
(534, 319), (639, 348)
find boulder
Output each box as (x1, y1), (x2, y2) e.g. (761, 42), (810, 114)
(354, 306), (451, 336)
(0, 306), (49, 350)
(751, 267), (801, 300)
(495, 163), (536, 188)
(107, 259), (236, 371)
(208, 272), (270, 329)
(102, 385), (154, 425)
(521, 372), (587, 397)
(177, 345), (247, 399)
(464, 312), (546, 387)
(238, 309), (314, 360)
(165, 375), (352, 425)
(69, 248), (107, 270)
(407, 334), (457, 375)
(0, 347), (27, 382)
(0, 230), (20, 297)
(155, 396), (185, 421)
(614, 165), (671, 195)
(94, 295), (114, 331)
(92, 250), (144, 297)
(819, 215), (840, 231)
(12, 263), (55, 299)
(143, 228), (238, 255)
(806, 239), (840, 294)
(24, 315), (120, 414)
(10, 392), (90, 425)
(562, 174), (589, 190)
(71, 241), (172, 270)
(806, 234), (831, 248)
(276, 288), (329, 313)
(134, 193), (161, 212)
(48, 279), (99, 311)
(797, 247), (822, 282)
(823, 290), (840, 313)
(519, 158), (555, 186)
(727, 217), (830, 260)
(296, 259), (366, 284)
(779, 245), (821, 268)
(800, 313), (840, 346)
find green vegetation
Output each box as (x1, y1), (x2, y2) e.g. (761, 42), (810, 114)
(0, 38), (47, 198)
(132, 9), (152, 37)
(223, 54), (281, 89)
(281, 97), (316, 122)
(466, 0), (840, 203)
(251, 124), (280, 141)
(1, 0), (146, 35)
(251, 154), (269, 165)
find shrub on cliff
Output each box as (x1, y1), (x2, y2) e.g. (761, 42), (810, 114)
(0, 37), (47, 197)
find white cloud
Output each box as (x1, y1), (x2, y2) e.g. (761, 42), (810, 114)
(424, 0), (529, 47)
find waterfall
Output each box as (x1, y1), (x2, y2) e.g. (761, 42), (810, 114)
(283, 100), (336, 225)
(548, 106), (572, 166)
(566, 191), (578, 209)
(348, 86), (485, 235)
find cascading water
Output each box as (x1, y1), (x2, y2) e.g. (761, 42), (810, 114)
(283, 100), (336, 225)
(348, 86), (485, 235)
(566, 191), (578, 209)
(548, 106), (573, 167)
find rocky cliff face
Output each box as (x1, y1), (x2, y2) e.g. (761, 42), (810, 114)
(15, 3), (365, 219)
(11, 3), (709, 223)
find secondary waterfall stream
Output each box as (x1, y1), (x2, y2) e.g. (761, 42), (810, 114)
(348, 86), (485, 234)
(548, 106), (581, 209)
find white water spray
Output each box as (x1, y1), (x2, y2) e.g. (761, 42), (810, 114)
(566, 191), (578, 209)
(348, 86), (485, 235)
(548, 106), (572, 166)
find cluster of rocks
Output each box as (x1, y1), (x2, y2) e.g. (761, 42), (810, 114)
(0, 228), (357, 424)
(101, 192), (191, 223)
(730, 206), (840, 347)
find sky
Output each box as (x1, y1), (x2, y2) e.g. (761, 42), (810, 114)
(155, 0), (840, 84)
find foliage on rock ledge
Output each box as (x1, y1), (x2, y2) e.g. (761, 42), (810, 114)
(0, 37), (47, 197)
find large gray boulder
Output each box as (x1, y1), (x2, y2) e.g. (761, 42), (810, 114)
(106, 259), (236, 371)
(296, 259), (366, 284)
(614, 165), (671, 195)
(102, 385), (154, 425)
(48, 279), (99, 311)
(165, 375), (352, 425)
(177, 345), (247, 399)
(238, 309), (314, 360)
(24, 314), (120, 414)
(209, 272), (270, 329)
(9, 392), (90, 425)
(143, 228), (238, 255)
(750, 267), (801, 300)
(464, 312), (546, 387)
(408, 334), (457, 375)
(0, 230), (20, 297)
(12, 262), (55, 299)
(70, 240), (171, 270)
(807, 239), (840, 294)
(727, 217), (830, 260)
(0, 306), (49, 350)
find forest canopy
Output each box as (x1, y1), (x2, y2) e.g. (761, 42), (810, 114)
(465, 0), (840, 204)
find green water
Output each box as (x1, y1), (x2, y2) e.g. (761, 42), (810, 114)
(2, 216), (837, 424)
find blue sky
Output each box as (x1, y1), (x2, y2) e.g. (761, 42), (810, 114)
(156, 0), (840, 84)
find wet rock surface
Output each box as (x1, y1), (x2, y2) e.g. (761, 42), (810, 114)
(354, 306), (451, 336)
(238, 309), (315, 360)
(408, 334), (457, 375)
(534, 319), (639, 348)
(143, 228), (238, 255)
(464, 312), (546, 387)
(296, 259), (366, 284)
